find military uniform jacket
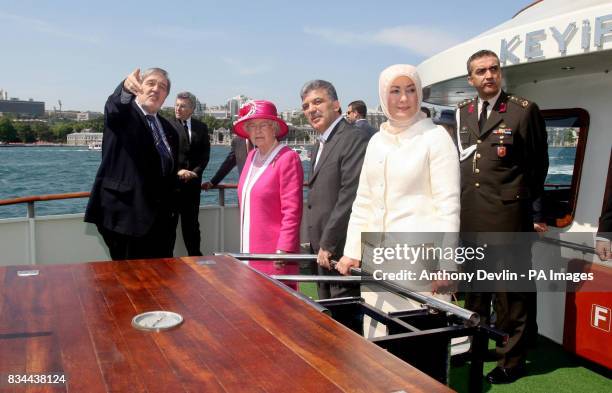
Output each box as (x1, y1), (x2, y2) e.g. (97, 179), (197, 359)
(456, 90), (548, 232)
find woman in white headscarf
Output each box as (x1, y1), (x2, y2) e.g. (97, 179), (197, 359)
(336, 64), (460, 337)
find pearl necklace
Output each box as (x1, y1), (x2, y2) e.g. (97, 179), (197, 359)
(254, 142), (279, 165)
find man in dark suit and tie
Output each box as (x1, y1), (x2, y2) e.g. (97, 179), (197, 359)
(301, 80), (371, 299)
(85, 68), (179, 260)
(170, 91), (211, 256)
(202, 135), (252, 190)
(346, 100), (377, 136)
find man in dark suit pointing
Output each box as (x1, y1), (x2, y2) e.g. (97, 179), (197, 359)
(85, 67), (179, 260)
(171, 91), (211, 256)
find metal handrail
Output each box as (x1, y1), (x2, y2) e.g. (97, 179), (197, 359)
(537, 236), (597, 255)
(0, 192), (92, 206)
(0, 184), (240, 218)
(0, 181), (312, 217)
(544, 183), (571, 189)
(224, 252), (480, 326)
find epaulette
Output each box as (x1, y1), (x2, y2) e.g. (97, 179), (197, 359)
(457, 97), (474, 109)
(508, 95), (530, 108)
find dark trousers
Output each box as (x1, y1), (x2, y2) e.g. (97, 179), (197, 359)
(174, 183), (203, 256)
(465, 291), (537, 368)
(309, 245), (360, 299)
(98, 210), (176, 260)
(309, 245), (363, 334)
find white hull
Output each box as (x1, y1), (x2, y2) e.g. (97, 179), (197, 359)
(0, 204), (309, 266)
(417, 0), (612, 348)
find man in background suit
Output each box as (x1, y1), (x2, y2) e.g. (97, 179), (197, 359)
(346, 100), (377, 136)
(202, 135), (251, 190)
(301, 80), (371, 300)
(171, 91), (210, 256)
(85, 68), (179, 260)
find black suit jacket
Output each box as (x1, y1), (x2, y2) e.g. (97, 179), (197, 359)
(307, 118), (371, 257)
(84, 82), (179, 237)
(210, 136), (249, 185)
(171, 117), (210, 184)
(598, 193), (612, 240)
(457, 90), (549, 232)
(355, 119), (377, 137)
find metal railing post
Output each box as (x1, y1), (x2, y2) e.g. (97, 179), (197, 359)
(26, 201), (37, 264)
(27, 202), (35, 219)
(218, 188), (225, 207)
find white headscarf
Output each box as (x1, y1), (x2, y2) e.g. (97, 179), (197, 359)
(378, 64), (426, 134)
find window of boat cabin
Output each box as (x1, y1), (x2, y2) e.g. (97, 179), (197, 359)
(541, 108), (589, 227)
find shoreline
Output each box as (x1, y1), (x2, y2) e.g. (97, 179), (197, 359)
(0, 142), (314, 148)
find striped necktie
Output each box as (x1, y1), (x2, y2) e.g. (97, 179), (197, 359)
(145, 115), (173, 176)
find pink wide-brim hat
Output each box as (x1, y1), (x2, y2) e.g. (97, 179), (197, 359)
(233, 100), (289, 139)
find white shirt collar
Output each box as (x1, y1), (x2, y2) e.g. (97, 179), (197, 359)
(135, 99), (156, 118)
(318, 115), (343, 143)
(478, 90), (502, 115)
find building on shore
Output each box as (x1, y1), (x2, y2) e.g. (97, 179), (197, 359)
(194, 99), (206, 117)
(76, 112), (103, 121)
(204, 106), (230, 119)
(66, 129), (102, 146)
(211, 128), (232, 145)
(286, 124), (316, 145)
(548, 127), (579, 147)
(210, 124), (316, 146)
(366, 108), (387, 130)
(0, 93), (45, 117)
(279, 109), (303, 122)
(227, 95), (250, 121)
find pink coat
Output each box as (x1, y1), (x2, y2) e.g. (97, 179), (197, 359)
(238, 146), (303, 283)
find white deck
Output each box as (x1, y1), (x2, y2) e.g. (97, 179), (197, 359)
(0, 204), (310, 267)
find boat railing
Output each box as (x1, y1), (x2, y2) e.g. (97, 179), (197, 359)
(0, 183), (312, 266)
(0, 184), (240, 218)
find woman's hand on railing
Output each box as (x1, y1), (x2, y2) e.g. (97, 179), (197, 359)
(274, 249), (287, 268)
(336, 256), (360, 276)
(595, 240), (611, 261)
(534, 222), (548, 233)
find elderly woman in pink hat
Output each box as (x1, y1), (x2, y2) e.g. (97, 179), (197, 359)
(234, 100), (304, 288)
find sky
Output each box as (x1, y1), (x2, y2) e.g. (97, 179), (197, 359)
(1, 0), (533, 113)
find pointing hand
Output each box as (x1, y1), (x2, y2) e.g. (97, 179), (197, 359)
(123, 68), (143, 95)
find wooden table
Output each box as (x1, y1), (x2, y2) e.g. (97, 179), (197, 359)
(0, 256), (452, 392)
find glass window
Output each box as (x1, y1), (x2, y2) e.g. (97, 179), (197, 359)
(542, 109), (589, 227)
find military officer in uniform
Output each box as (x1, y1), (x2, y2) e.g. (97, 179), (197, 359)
(455, 50), (549, 384)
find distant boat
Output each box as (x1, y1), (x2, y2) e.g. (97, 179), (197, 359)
(292, 146), (309, 162)
(88, 142), (102, 151)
